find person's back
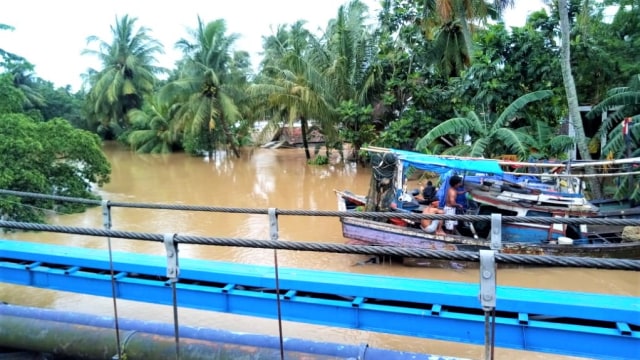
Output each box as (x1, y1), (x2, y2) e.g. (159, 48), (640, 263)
(422, 181), (437, 202)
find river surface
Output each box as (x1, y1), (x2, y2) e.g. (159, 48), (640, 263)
(1, 143), (638, 359)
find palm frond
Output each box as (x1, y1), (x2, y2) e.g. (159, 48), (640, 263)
(441, 144), (472, 156)
(493, 90), (553, 129)
(493, 127), (529, 158)
(416, 115), (480, 151)
(602, 114), (640, 158)
(589, 91), (640, 116)
(547, 135), (575, 157)
(468, 137), (491, 158)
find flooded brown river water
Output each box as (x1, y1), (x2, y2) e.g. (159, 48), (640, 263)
(1, 143), (638, 359)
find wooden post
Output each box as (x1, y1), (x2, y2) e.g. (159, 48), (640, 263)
(624, 117), (634, 203)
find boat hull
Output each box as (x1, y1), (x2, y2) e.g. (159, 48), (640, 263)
(590, 199), (640, 233)
(340, 216), (640, 259)
(341, 217), (485, 252)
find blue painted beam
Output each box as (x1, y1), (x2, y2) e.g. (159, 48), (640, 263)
(1, 239), (639, 359)
(1, 240), (634, 324)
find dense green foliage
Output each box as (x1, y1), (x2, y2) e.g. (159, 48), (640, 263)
(0, 73), (25, 114)
(416, 90), (558, 158)
(0, 114), (111, 223)
(1, 1), (639, 202)
(75, 1), (638, 166)
(0, 62), (111, 223)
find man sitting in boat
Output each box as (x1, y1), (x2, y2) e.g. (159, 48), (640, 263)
(417, 180), (438, 204)
(421, 200), (446, 235)
(444, 175), (466, 233)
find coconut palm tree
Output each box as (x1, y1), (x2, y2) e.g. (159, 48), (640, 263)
(0, 24), (45, 110)
(251, 21), (336, 160)
(556, 0), (602, 199)
(252, 1), (382, 161)
(126, 95), (176, 153)
(430, 20), (470, 77)
(83, 15), (164, 137)
(1, 58), (45, 109)
(160, 18), (245, 158)
(251, 64), (336, 159)
(315, 0), (382, 159)
(423, 0), (515, 65)
(415, 90), (553, 159)
(320, 0), (379, 104)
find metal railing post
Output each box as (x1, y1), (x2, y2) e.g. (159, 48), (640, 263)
(479, 249), (497, 360)
(163, 233), (180, 360)
(102, 200), (122, 360)
(268, 208), (285, 360)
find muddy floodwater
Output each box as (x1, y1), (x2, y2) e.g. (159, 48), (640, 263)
(2, 143), (638, 360)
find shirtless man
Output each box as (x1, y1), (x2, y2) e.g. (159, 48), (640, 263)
(421, 200), (446, 235)
(444, 175), (465, 232)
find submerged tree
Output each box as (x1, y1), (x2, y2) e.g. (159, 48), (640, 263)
(160, 18), (245, 157)
(126, 94), (177, 153)
(251, 21), (336, 160)
(318, 0), (381, 160)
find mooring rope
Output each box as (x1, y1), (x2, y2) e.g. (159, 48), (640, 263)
(1, 220), (639, 271)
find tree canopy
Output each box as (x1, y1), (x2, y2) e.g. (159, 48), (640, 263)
(0, 73), (111, 224)
(0, 114), (111, 223)
(2, 1), (639, 201)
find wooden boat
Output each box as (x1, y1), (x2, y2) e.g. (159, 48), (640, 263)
(337, 148), (640, 260)
(496, 156), (640, 222)
(589, 198), (640, 219)
(588, 198), (640, 233)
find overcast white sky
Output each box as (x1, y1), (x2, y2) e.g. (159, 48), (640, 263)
(1, 0), (545, 92)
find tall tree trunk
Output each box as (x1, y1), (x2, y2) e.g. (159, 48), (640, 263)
(219, 115), (240, 158)
(557, 0), (604, 199)
(300, 116), (311, 159)
(455, 2), (474, 64)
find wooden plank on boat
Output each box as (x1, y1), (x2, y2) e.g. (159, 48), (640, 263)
(334, 189), (366, 206)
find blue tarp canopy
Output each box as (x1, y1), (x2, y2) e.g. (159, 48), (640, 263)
(390, 149), (504, 175)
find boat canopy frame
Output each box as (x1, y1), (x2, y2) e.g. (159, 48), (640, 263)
(389, 149), (504, 176)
